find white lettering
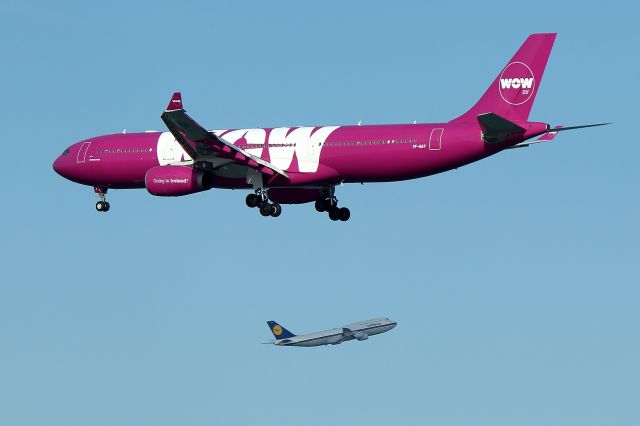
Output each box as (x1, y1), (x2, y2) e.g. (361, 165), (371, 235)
(268, 127), (305, 170)
(267, 126), (339, 172)
(298, 126), (339, 172)
(158, 125), (341, 174)
(520, 77), (533, 89)
(500, 77), (534, 90)
(152, 178), (189, 184)
(221, 128), (266, 158)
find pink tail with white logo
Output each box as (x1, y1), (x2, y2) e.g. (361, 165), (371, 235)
(451, 33), (557, 123)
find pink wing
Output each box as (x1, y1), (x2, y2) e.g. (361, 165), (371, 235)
(160, 92), (289, 181)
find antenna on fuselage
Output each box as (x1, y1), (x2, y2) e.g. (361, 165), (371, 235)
(122, 129), (127, 134)
(357, 121), (362, 126)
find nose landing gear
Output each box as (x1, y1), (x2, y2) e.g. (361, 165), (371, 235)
(94, 186), (110, 212)
(246, 189), (281, 218)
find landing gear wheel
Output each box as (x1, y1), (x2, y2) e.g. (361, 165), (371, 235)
(317, 185), (347, 222)
(94, 186), (109, 213)
(324, 198), (336, 211)
(338, 207), (350, 221)
(270, 203), (282, 217)
(260, 203), (272, 217)
(246, 193), (260, 208)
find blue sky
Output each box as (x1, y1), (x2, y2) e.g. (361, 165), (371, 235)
(1, 1), (638, 425)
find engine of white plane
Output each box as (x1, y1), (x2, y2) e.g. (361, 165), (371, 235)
(354, 331), (368, 341)
(145, 165), (213, 196)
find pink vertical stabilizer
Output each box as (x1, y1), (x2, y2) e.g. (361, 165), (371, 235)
(451, 33), (556, 123)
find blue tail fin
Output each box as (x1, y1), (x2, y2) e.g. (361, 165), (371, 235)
(267, 321), (296, 340)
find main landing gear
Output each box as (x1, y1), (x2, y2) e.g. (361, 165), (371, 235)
(245, 186), (350, 221)
(246, 188), (281, 218)
(315, 186), (350, 222)
(94, 186), (110, 212)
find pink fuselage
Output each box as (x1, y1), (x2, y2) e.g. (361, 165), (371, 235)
(52, 121), (548, 195)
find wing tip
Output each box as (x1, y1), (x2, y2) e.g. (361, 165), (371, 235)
(165, 92), (183, 112)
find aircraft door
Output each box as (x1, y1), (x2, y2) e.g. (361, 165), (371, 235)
(157, 132), (180, 164)
(429, 128), (444, 151)
(163, 143), (175, 161)
(77, 141), (91, 163)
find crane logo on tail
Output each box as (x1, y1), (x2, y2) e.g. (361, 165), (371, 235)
(498, 62), (535, 106)
(272, 325), (283, 336)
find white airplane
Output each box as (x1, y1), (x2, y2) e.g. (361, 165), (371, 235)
(266, 318), (397, 347)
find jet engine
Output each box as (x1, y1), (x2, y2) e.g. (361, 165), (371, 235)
(145, 165), (213, 196)
(353, 331), (369, 341)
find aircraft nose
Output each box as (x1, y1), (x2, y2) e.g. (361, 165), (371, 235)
(52, 155), (66, 176)
(53, 156), (62, 175)
(53, 147), (73, 178)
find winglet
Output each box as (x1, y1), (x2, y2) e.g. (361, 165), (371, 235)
(166, 92), (183, 111)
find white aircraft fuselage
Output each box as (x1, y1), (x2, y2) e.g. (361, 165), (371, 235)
(268, 318), (397, 347)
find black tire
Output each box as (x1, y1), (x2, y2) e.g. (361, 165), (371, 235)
(96, 201), (104, 212)
(246, 193), (260, 208)
(315, 199), (326, 212)
(271, 203), (282, 217)
(260, 203), (272, 216)
(328, 207), (340, 221)
(338, 207), (350, 221)
(103, 202), (110, 212)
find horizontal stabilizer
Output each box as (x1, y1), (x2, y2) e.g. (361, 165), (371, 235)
(536, 125), (562, 141)
(507, 125), (562, 149)
(477, 113), (525, 144)
(507, 122), (610, 150)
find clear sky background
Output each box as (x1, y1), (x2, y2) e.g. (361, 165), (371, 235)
(1, 1), (638, 425)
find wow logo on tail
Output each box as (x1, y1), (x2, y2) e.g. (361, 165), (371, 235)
(498, 61), (535, 105)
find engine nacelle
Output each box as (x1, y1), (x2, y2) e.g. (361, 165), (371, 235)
(145, 165), (212, 196)
(354, 331), (368, 341)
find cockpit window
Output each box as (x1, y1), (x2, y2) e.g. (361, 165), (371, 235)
(62, 148), (70, 156)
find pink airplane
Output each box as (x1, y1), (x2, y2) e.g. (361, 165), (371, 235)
(53, 33), (606, 221)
